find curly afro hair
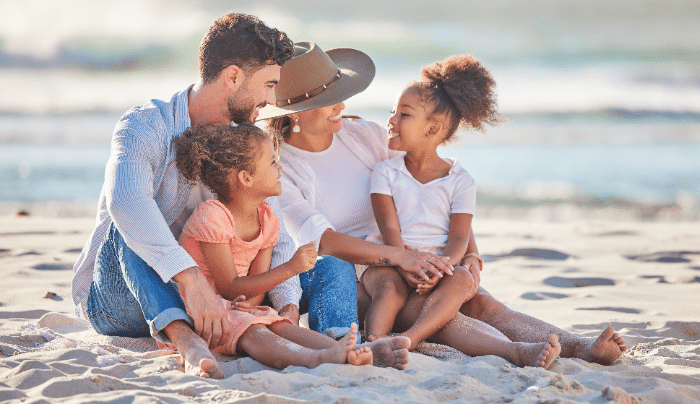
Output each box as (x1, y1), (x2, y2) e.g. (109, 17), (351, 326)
(174, 123), (272, 203)
(409, 54), (502, 143)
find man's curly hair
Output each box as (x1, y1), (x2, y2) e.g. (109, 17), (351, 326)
(409, 55), (502, 143)
(199, 13), (294, 83)
(174, 123), (271, 203)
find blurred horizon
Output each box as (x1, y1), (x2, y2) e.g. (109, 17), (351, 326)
(2, 0), (699, 218)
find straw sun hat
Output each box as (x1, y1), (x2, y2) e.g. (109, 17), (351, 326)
(256, 41), (375, 120)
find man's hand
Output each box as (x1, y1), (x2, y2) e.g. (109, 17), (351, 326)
(278, 303), (300, 325)
(173, 266), (231, 349)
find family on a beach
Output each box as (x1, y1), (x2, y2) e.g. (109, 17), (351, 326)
(72, 13), (627, 378)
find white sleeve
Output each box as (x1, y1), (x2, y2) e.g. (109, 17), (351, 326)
(450, 174), (477, 214)
(370, 161), (392, 196)
(106, 112), (196, 283)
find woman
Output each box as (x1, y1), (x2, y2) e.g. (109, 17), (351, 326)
(259, 42), (627, 365)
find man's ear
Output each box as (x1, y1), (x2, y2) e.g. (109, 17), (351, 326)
(223, 65), (246, 91)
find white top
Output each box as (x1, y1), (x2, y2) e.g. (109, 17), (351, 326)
(71, 86), (297, 318)
(371, 155), (476, 248)
(278, 118), (401, 247)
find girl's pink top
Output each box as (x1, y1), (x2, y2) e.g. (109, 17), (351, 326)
(179, 199), (279, 291)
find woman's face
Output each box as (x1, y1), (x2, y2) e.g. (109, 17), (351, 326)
(295, 102), (345, 136)
(387, 88), (432, 152)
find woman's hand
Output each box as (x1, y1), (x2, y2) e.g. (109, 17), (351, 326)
(288, 242), (318, 274)
(396, 250), (453, 283)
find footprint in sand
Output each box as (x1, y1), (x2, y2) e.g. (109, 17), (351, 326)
(626, 251), (700, 263)
(543, 276), (615, 288)
(63, 248), (84, 254)
(640, 275), (700, 284)
(32, 263), (74, 271)
(577, 307), (642, 314)
(521, 292), (569, 300)
(487, 248), (573, 262)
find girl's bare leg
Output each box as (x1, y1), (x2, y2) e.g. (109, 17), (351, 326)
(362, 266), (410, 339)
(393, 266), (473, 351)
(460, 287), (627, 365)
(238, 323), (368, 369)
(269, 322), (373, 366)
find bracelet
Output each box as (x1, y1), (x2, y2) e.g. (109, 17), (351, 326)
(463, 253), (483, 271)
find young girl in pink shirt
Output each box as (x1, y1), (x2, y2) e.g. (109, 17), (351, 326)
(174, 123), (383, 369)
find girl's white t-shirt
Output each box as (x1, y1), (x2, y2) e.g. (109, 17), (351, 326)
(371, 155), (476, 248)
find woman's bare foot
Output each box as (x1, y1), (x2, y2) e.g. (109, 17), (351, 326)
(348, 346), (373, 366)
(579, 326), (627, 365)
(361, 336), (411, 370)
(514, 334), (561, 369)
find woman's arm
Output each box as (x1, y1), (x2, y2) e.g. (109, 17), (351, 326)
(200, 242), (316, 302)
(318, 229), (452, 286)
(370, 193), (405, 249)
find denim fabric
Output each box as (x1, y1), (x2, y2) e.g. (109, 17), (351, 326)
(87, 223), (193, 343)
(299, 255), (358, 335)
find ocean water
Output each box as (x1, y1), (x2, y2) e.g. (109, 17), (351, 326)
(2, 0), (699, 218)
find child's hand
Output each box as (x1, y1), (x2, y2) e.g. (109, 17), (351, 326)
(416, 274), (441, 295)
(231, 295), (252, 313)
(289, 242), (318, 274)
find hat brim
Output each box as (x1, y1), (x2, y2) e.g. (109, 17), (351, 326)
(256, 48), (375, 121)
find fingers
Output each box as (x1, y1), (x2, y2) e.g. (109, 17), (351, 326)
(208, 318), (222, 349)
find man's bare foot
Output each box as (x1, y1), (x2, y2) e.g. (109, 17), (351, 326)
(514, 334), (561, 369)
(580, 326), (627, 365)
(165, 321), (223, 379)
(360, 336), (411, 370)
(318, 323), (359, 365)
(178, 335), (224, 379)
(348, 346), (373, 366)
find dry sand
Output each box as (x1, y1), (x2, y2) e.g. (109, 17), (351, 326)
(1, 214), (700, 403)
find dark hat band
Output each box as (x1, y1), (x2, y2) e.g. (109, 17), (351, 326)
(276, 70), (341, 107)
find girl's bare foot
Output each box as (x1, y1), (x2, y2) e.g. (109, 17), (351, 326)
(348, 346), (373, 366)
(361, 336), (411, 370)
(580, 326), (627, 365)
(318, 323), (360, 365)
(514, 334), (561, 369)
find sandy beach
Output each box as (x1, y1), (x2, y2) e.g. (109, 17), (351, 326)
(1, 213), (700, 403)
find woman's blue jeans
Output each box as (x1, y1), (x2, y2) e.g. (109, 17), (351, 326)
(299, 255), (358, 337)
(86, 223), (193, 343)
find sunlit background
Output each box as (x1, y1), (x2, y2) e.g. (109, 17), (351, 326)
(2, 0), (699, 220)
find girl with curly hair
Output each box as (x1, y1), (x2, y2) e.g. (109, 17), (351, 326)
(173, 123), (378, 369)
(361, 55), (563, 368)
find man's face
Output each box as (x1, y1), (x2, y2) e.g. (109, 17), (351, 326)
(227, 63), (281, 124)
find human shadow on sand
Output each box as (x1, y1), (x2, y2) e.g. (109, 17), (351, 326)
(626, 251), (700, 263)
(484, 248), (573, 263)
(543, 276), (616, 288)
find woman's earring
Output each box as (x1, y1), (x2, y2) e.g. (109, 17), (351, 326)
(292, 118), (301, 133)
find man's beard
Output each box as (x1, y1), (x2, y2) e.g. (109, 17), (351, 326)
(227, 96), (257, 124)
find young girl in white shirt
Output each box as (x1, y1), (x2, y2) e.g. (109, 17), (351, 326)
(361, 55), (562, 369)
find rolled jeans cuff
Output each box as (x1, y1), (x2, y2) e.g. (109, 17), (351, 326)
(150, 307), (194, 344)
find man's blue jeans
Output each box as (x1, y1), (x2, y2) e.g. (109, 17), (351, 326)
(87, 224), (358, 341)
(299, 255), (358, 337)
(86, 223), (193, 343)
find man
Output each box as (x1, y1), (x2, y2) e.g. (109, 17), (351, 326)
(72, 13), (295, 379)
